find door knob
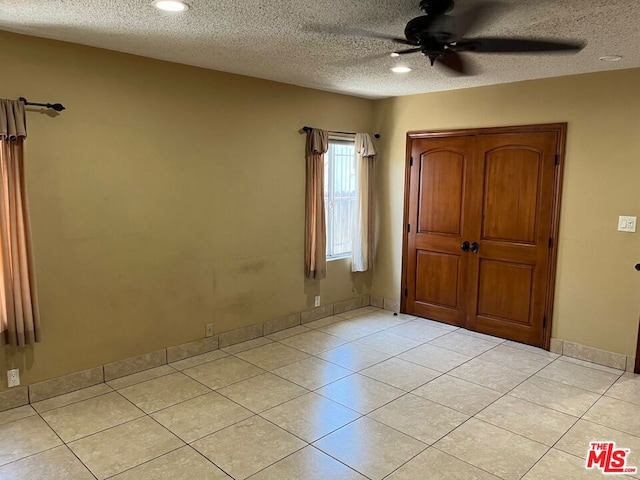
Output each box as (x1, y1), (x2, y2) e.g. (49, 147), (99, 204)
(471, 242), (479, 254)
(461, 241), (470, 252)
(636, 263), (640, 271)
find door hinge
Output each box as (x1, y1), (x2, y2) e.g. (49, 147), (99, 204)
(543, 315), (547, 329)
(554, 154), (559, 165)
(407, 224), (411, 233)
(548, 237), (553, 248)
(410, 156), (413, 166)
(404, 288), (408, 297)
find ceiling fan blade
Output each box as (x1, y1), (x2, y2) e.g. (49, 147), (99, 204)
(437, 50), (471, 75)
(454, 37), (585, 53)
(304, 24), (417, 46)
(393, 47), (423, 55)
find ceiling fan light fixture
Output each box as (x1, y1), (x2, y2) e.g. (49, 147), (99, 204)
(391, 66), (412, 73)
(598, 55), (622, 62)
(153, 0), (189, 12)
(390, 52), (401, 57)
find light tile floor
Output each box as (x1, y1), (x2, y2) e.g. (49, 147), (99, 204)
(1, 307), (639, 479)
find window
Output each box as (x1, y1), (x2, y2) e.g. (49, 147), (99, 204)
(324, 138), (357, 259)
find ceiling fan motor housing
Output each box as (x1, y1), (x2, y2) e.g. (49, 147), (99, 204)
(419, 0), (455, 14)
(405, 15), (455, 47)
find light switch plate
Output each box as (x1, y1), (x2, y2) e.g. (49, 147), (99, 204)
(618, 216), (637, 233)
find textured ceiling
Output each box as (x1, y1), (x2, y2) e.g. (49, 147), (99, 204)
(0, 0), (638, 98)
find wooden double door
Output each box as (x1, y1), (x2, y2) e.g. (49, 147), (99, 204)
(401, 124), (566, 348)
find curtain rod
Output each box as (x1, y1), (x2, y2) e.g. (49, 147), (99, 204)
(302, 126), (380, 139)
(19, 97), (66, 112)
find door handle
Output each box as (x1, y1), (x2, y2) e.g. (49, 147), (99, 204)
(470, 242), (479, 254)
(461, 241), (470, 252)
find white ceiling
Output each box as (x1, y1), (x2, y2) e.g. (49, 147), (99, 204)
(1, 0), (638, 99)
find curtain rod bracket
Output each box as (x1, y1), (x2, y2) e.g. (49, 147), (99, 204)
(302, 125), (380, 139)
(19, 97), (66, 112)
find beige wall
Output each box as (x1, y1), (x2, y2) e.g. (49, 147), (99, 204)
(372, 68), (640, 356)
(0, 31), (374, 390)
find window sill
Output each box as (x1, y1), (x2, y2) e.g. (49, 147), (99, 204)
(327, 255), (351, 263)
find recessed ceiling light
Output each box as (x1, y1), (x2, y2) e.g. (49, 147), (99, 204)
(153, 0), (189, 12)
(599, 55), (622, 62)
(390, 66), (412, 73)
(390, 52), (400, 58)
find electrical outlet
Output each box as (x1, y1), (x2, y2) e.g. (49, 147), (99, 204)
(314, 295), (321, 307)
(205, 324), (214, 338)
(7, 369), (20, 388)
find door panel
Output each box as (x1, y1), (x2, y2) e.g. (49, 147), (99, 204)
(418, 151), (464, 235)
(405, 136), (474, 326)
(466, 132), (558, 345)
(415, 251), (460, 308)
(476, 260), (534, 324)
(482, 147), (541, 244)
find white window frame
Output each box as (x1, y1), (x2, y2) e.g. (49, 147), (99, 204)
(324, 136), (357, 261)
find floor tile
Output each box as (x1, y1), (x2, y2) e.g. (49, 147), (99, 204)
(222, 337), (273, 354)
(169, 350), (229, 371)
(118, 372), (210, 413)
(368, 394), (468, 444)
(558, 356), (625, 375)
(110, 446), (231, 479)
(0, 405), (36, 426)
(523, 448), (627, 480)
(413, 317), (459, 331)
(428, 331), (498, 356)
(503, 340), (560, 358)
(151, 392), (253, 443)
(457, 329), (506, 344)
(555, 419), (640, 473)
(335, 306), (378, 320)
(303, 315), (343, 330)
(317, 374), (404, 414)
(605, 373), (640, 406)
(218, 372), (308, 413)
(510, 376), (601, 416)
(537, 360), (620, 394)
(0, 445), (94, 480)
(476, 344), (555, 375)
(107, 365), (177, 390)
(314, 417), (427, 480)
(354, 331), (422, 355)
(235, 343), (310, 371)
(68, 416), (184, 479)
(387, 447), (500, 480)
(0, 415), (62, 466)
(266, 325), (311, 341)
(41, 391), (144, 442)
(386, 321), (451, 343)
(435, 418), (548, 480)
(272, 357), (352, 390)
(32, 383), (113, 414)
(192, 416), (305, 480)
(412, 374), (503, 415)
(318, 343), (393, 372)
(398, 344), (472, 372)
(476, 395), (578, 446)
(279, 330), (346, 354)
(317, 320), (381, 341)
(248, 446), (367, 480)
(583, 396), (640, 436)
(261, 392), (360, 442)
(360, 357), (440, 391)
(183, 356), (265, 389)
(448, 358), (531, 393)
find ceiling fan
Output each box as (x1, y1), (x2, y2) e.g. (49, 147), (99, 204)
(333, 0), (585, 75)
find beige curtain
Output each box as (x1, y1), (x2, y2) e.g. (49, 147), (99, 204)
(304, 128), (328, 279)
(352, 133), (377, 272)
(0, 99), (40, 346)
